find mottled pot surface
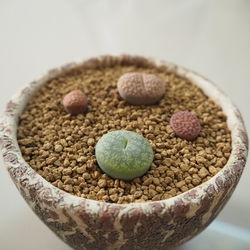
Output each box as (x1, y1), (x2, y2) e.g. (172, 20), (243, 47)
(0, 55), (248, 250)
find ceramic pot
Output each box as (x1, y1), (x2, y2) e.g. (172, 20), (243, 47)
(0, 55), (248, 250)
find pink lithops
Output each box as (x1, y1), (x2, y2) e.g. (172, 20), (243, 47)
(170, 111), (201, 141)
(117, 72), (166, 105)
(62, 90), (88, 115)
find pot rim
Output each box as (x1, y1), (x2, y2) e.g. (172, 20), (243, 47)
(0, 55), (248, 212)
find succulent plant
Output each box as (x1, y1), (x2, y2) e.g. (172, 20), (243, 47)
(95, 130), (154, 181)
(170, 111), (201, 141)
(117, 72), (166, 105)
(62, 90), (88, 115)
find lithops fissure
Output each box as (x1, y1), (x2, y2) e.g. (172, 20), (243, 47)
(95, 130), (154, 181)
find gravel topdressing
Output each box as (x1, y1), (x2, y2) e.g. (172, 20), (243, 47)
(17, 57), (231, 204)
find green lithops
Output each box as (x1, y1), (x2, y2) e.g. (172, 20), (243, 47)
(95, 130), (154, 181)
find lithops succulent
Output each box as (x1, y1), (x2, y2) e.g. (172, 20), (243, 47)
(95, 130), (154, 181)
(117, 72), (166, 105)
(62, 90), (88, 115)
(170, 111), (201, 141)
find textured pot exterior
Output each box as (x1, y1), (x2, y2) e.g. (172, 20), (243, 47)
(0, 55), (248, 250)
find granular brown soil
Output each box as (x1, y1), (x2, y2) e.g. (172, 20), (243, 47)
(17, 56), (232, 204)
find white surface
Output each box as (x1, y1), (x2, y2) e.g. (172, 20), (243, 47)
(0, 0), (249, 249)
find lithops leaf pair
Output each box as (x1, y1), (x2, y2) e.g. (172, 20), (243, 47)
(95, 130), (154, 181)
(170, 111), (201, 141)
(62, 90), (88, 115)
(117, 72), (166, 105)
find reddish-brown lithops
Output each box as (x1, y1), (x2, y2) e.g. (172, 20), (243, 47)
(170, 111), (201, 140)
(117, 72), (166, 105)
(62, 90), (88, 115)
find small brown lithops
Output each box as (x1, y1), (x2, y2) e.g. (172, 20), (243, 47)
(62, 90), (88, 115)
(117, 72), (166, 105)
(170, 111), (201, 141)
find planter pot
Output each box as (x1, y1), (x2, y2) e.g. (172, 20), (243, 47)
(0, 55), (248, 250)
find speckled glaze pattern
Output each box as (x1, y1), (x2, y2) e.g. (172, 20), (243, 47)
(0, 55), (248, 250)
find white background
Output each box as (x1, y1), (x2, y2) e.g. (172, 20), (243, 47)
(0, 0), (249, 249)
